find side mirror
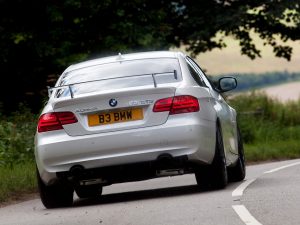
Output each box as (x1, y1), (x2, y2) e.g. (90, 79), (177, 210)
(218, 77), (237, 92)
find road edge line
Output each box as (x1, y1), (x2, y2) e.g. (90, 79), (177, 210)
(232, 205), (263, 225)
(264, 161), (300, 174)
(232, 179), (256, 197)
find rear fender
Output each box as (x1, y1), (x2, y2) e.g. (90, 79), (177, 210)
(174, 86), (217, 122)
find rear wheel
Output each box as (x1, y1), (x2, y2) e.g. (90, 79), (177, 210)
(195, 125), (228, 189)
(37, 169), (74, 209)
(228, 126), (246, 182)
(194, 166), (211, 190)
(75, 185), (103, 199)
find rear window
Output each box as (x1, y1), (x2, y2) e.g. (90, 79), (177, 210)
(55, 58), (182, 98)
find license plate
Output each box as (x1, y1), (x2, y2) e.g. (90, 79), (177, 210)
(88, 108), (143, 126)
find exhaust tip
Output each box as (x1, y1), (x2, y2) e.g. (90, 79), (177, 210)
(70, 165), (85, 177)
(156, 154), (174, 169)
(157, 153), (173, 161)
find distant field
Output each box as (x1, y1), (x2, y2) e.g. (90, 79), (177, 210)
(178, 34), (300, 75)
(259, 81), (300, 103)
(232, 81), (300, 103)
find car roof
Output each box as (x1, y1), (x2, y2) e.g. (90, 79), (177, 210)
(64, 51), (186, 73)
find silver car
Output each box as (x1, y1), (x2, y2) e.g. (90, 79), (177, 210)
(35, 51), (245, 208)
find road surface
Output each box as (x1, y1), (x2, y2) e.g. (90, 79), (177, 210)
(0, 159), (300, 225)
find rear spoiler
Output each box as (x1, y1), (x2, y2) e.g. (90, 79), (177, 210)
(47, 70), (178, 99)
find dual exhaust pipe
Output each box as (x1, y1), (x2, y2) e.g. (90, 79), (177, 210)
(69, 153), (185, 184)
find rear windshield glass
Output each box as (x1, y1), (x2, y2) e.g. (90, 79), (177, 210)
(55, 58), (181, 98)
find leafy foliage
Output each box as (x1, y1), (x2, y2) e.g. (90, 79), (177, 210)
(175, 0), (300, 60)
(0, 106), (37, 167)
(0, 0), (176, 112)
(0, 0), (300, 112)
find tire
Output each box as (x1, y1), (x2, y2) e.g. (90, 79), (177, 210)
(195, 124), (228, 189)
(37, 169), (74, 209)
(228, 126), (246, 182)
(75, 185), (103, 199)
(194, 165), (211, 190)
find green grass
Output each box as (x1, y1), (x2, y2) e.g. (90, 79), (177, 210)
(0, 106), (37, 204)
(0, 106), (36, 167)
(0, 162), (37, 203)
(229, 92), (300, 162)
(245, 140), (300, 162)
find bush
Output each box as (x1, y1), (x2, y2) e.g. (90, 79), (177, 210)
(229, 92), (300, 161)
(0, 105), (37, 167)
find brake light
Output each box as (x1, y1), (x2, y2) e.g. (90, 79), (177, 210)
(153, 97), (173, 112)
(153, 95), (199, 114)
(38, 112), (78, 133)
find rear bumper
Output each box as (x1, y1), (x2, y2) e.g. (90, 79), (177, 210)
(35, 115), (216, 184)
(57, 155), (191, 186)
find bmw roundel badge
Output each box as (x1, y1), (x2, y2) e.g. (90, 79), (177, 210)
(109, 98), (118, 107)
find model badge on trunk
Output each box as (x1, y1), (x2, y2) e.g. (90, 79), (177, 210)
(129, 100), (154, 106)
(75, 107), (99, 113)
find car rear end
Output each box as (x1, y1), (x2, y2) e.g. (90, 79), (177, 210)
(35, 52), (216, 186)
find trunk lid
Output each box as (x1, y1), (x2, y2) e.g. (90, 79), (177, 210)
(51, 86), (176, 136)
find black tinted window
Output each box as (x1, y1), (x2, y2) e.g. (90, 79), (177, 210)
(186, 60), (206, 87)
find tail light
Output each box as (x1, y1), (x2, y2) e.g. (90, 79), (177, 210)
(38, 112), (78, 133)
(153, 95), (200, 115)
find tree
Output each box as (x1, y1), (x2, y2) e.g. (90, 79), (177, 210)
(176, 0), (300, 60)
(0, 0), (299, 112)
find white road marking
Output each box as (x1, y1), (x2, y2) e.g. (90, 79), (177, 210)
(232, 179), (256, 197)
(232, 205), (263, 225)
(264, 161), (300, 174)
(232, 160), (300, 225)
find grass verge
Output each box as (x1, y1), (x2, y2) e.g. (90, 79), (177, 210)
(0, 162), (37, 206)
(229, 92), (300, 162)
(245, 141), (300, 162)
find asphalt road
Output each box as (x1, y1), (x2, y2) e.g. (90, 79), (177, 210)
(0, 159), (300, 225)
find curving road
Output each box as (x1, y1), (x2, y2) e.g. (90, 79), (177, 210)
(0, 159), (300, 225)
